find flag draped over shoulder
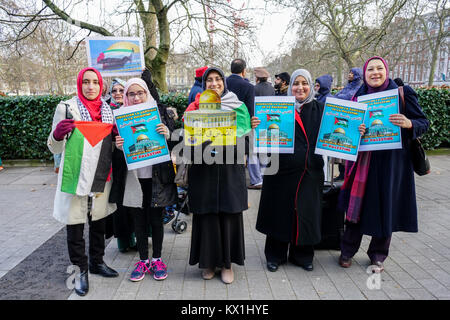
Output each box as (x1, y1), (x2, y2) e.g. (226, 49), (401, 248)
(61, 121), (113, 195)
(220, 91), (251, 137)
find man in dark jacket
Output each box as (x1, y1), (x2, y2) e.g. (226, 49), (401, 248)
(226, 59), (255, 117)
(314, 74), (333, 103)
(274, 72), (290, 96)
(188, 66), (208, 105)
(254, 67), (275, 96)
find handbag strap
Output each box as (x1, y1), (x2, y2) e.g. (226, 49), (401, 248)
(398, 86), (405, 114)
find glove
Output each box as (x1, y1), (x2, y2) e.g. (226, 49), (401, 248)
(53, 119), (75, 141)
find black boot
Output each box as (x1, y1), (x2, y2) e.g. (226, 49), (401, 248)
(74, 270), (89, 296)
(89, 262), (119, 277)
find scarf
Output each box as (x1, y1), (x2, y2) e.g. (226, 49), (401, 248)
(109, 78), (126, 109)
(122, 78), (155, 107)
(288, 69), (315, 113)
(363, 56), (390, 94)
(77, 67), (103, 122)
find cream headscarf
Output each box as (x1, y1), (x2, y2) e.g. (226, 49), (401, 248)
(288, 69), (316, 112)
(122, 78), (155, 107)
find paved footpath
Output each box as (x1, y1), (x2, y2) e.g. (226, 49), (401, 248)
(0, 156), (449, 300)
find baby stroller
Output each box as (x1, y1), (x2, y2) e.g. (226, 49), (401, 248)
(163, 188), (190, 234)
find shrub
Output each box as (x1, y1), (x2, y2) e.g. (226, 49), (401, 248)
(0, 88), (448, 160)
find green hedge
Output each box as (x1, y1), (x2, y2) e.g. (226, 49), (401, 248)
(0, 95), (71, 161)
(0, 89), (447, 160)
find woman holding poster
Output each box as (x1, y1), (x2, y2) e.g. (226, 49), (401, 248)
(185, 67), (251, 284)
(338, 56), (429, 272)
(47, 67), (119, 296)
(255, 69), (324, 272)
(113, 78), (177, 282)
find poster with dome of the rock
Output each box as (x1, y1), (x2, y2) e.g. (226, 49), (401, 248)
(254, 96), (296, 153)
(113, 101), (170, 170)
(315, 97), (367, 161)
(86, 37), (145, 77)
(357, 89), (402, 151)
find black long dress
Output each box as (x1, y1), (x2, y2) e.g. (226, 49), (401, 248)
(188, 142), (248, 269)
(256, 100), (324, 249)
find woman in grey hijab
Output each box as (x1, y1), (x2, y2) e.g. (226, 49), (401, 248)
(255, 68), (325, 272)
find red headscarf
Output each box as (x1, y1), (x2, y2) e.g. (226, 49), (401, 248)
(77, 67), (103, 122)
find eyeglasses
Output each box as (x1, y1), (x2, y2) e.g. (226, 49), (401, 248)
(127, 91), (146, 99)
(112, 89), (124, 94)
(206, 76), (223, 84)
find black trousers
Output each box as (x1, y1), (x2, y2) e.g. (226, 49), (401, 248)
(136, 178), (164, 260)
(264, 236), (314, 266)
(66, 213), (106, 272)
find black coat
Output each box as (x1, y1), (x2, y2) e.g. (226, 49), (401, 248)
(349, 80), (429, 237)
(255, 81), (275, 96)
(256, 100), (325, 246)
(109, 103), (177, 208)
(187, 140), (248, 215)
(226, 74), (255, 117)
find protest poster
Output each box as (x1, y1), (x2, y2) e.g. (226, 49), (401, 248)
(253, 96), (295, 153)
(85, 36), (145, 77)
(357, 89), (402, 151)
(113, 101), (170, 170)
(314, 97), (367, 161)
(184, 90), (237, 146)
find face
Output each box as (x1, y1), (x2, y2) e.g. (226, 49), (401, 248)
(365, 59), (387, 88)
(82, 71), (100, 100)
(205, 71), (224, 96)
(348, 72), (354, 81)
(314, 82), (320, 93)
(275, 77), (282, 86)
(111, 84), (124, 104)
(292, 76), (311, 102)
(127, 84), (148, 105)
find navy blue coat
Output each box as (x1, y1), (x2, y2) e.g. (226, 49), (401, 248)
(353, 80), (429, 237)
(226, 74), (255, 117)
(188, 80), (203, 105)
(315, 74), (333, 103)
(334, 68), (363, 101)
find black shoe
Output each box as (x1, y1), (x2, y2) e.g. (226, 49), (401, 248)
(289, 257), (314, 271)
(89, 262), (119, 277)
(74, 270), (89, 296)
(267, 261), (279, 272)
(300, 263), (314, 272)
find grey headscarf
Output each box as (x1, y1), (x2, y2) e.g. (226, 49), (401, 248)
(288, 69), (315, 112)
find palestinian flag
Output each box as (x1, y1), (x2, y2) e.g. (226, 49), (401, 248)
(220, 92), (251, 137)
(334, 117), (349, 127)
(131, 124), (147, 134)
(267, 114), (281, 122)
(369, 110), (383, 118)
(61, 121), (113, 196)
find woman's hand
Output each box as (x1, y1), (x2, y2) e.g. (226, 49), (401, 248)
(389, 113), (412, 129)
(358, 123), (367, 136)
(251, 116), (261, 129)
(156, 123), (170, 139)
(53, 119), (75, 141)
(115, 135), (124, 150)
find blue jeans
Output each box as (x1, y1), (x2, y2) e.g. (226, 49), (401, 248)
(248, 154), (263, 185)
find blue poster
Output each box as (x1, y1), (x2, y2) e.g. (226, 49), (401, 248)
(315, 97), (367, 161)
(113, 101), (170, 170)
(357, 89), (402, 151)
(254, 96), (295, 153)
(86, 37), (145, 77)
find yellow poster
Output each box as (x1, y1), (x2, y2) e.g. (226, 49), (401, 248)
(184, 90), (237, 146)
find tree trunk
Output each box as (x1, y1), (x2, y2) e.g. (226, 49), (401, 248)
(336, 57), (343, 87)
(428, 43), (439, 86)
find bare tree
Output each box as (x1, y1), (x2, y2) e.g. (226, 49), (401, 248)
(277, 0), (409, 70)
(0, 0), (254, 92)
(418, 0), (449, 85)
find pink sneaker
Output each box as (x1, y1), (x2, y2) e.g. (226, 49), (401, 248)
(130, 260), (149, 282)
(150, 259), (168, 280)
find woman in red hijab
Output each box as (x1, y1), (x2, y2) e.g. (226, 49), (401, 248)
(47, 67), (118, 297)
